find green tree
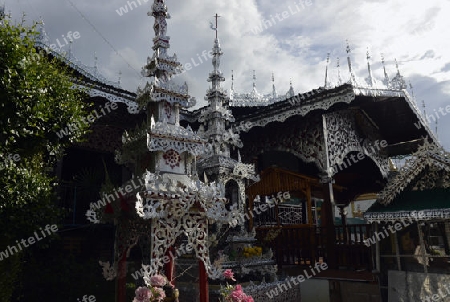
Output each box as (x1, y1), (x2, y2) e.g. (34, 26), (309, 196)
(0, 17), (91, 300)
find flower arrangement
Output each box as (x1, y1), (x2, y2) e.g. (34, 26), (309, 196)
(220, 269), (254, 302)
(132, 274), (178, 302)
(242, 246), (262, 258)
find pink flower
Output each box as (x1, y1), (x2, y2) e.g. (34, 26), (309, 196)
(134, 286), (152, 302)
(231, 285), (246, 302)
(223, 269), (236, 281)
(244, 296), (254, 302)
(150, 274), (167, 287)
(152, 287), (166, 301)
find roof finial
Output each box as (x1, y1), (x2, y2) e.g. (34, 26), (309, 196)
(94, 51), (98, 70)
(381, 53), (390, 88)
(118, 70), (122, 87)
(337, 57), (342, 86)
(422, 100), (426, 117)
(324, 53), (330, 88)
(365, 48), (374, 87)
(409, 81), (415, 99)
(272, 72), (277, 99)
(214, 13), (220, 39)
(230, 70), (234, 100)
(287, 78), (294, 97)
(391, 58), (407, 89)
(346, 40), (356, 85)
(231, 70), (234, 90)
(210, 13), (220, 39)
(435, 119), (438, 139)
(252, 70), (256, 89)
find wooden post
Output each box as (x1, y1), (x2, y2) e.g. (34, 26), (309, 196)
(321, 114), (337, 269)
(199, 260), (209, 302)
(165, 246), (175, 285)
(321, 180), (337, 269)
(116, 251), (127, 302)
(306, 185), (313, 226)
(375, 223), (380, 272)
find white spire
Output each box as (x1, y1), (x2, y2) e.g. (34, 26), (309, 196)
(365, 48), (375, 87)
(346, 40), (357, 85)
(230, 70), (234, 100)
(381, 53), (390, 88)
(286, 79), (294, 97)
(272, 72), (277, 98)
(324, 53), (330, 88)
(390, 59), (407, 89)
(337, 57), (342, 86)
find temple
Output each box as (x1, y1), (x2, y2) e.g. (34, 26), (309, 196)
(19, 0), (449, 301)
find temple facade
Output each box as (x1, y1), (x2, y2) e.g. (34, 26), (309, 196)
(27, 0), (445, 301)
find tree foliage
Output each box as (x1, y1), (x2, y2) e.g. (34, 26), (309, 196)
(0, 17), (92, 300)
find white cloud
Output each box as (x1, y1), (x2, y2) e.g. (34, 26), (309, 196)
(5, 0), (450, 148)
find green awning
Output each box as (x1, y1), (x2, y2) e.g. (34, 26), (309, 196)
(364, 187), (450, 222)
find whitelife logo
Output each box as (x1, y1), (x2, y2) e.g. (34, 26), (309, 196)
(0, 153), (21, 171)
(250, 0), (313, 35)
(50, 31), (81, 52)
(56, 101), (118, 139)
(363, 211), (425, 247)
(115, 0), (149, 16)
(265, 262), (328, 298)
(0, 224), (58, 261)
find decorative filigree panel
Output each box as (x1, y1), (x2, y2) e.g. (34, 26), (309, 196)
(235, 90), (355, 134)
(324, 110), (389, 177)
(277, 205), (303, 224)
(162, 149), (181, 168)
(78, 124), (122, 153)
(242, 114), (327, 173)
(148, 118), (206, 156)
(376, 139), (450, 206)
(88, 87), (139, 114)
(135, 171), (240, 282)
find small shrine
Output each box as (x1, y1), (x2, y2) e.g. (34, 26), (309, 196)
(364, 139), (450, 301)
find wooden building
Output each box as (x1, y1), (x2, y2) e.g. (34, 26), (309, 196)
(365, 140), (450, 301)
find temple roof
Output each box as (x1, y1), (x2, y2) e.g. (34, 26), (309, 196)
(364, 140), (450, 222)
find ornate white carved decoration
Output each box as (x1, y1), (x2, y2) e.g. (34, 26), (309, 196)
(243, 114), (328, 173)
(232, 162), (260, 182)
(99, 261), (117, 281)
(136, 80), (196, 109)
(72, 84), (139, 114)
(364, 210), (450, 224)
(375, 139), (450, 206)
(235, 89), (355, 133)
(148, 119), (207, 156)
(198, 105), (235, 123)
(135, 171), (236, 279)
(229, 77), (295, 108)
(324, 110), (389, 177)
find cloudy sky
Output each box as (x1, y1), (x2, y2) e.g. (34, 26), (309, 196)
(4, 0), (450, 149)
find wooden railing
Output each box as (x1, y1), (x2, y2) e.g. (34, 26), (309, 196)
(256, 224), (373, 270)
